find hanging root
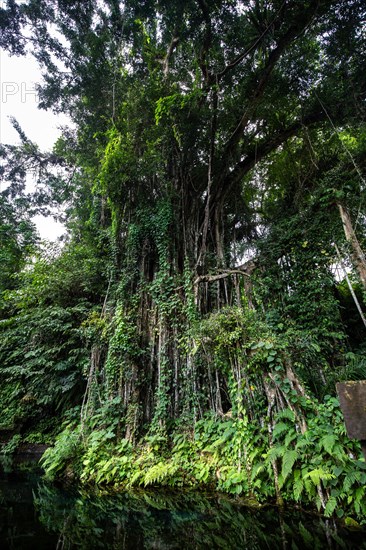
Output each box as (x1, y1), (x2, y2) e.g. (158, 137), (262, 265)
(263, 376), (284, 507)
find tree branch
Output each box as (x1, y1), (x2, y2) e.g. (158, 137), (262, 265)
(215, 1), (287, 82)
(197, 0), (213, 83)
(213, 109), (324, 207)
(163, 34), (179, 78)
(194, 260), (256, 286)
(222, 0), (320, 161)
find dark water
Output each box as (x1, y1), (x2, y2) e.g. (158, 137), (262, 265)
(0, 458), (365, 549)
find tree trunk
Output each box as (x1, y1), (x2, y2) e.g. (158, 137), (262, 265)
(337, 202), (366, 289)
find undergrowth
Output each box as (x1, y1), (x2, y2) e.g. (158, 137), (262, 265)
(41, 395), (366, 525)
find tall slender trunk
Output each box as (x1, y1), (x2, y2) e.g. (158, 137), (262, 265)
(337, 202), (366, 289)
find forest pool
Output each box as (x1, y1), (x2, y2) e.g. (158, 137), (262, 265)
(0, 457), (365, 549)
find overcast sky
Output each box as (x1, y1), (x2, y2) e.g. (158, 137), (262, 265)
(0, 48), (68, 241)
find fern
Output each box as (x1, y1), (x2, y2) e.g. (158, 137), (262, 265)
(280, 450), (298, 485)
(324, 496), (338, 517)
(251, 462), (264, 481)
(272, 422), (289, 439)
(319, 434), (336, 455)
(284, 430), (297, 447)
(143, 461), (179, 486)
(304, 476), (317, 499)
(130, 469), (144, 486)
(267, 445), (286, 461)
(298, 522), (314, 545)
(343, 471), (359, 492)
(304, 468), (335, 486)
(275, 408), (296, 422)
(293, 469), (304, 501)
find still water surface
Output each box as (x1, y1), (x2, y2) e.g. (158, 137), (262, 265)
(0, 458), (365, 549)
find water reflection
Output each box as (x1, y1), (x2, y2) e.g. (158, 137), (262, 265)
(34, 485), (366, 550)
(1, 462), (365, 549)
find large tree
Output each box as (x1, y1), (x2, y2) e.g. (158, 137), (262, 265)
(1, 0), (366, 451)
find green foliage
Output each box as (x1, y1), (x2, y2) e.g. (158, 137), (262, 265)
(262, 397), (366, 519)
(1, 0), (366, 527)
(41, 425), (83, 480)
(1, 434), (21, 455)
(0, 238), (107, 441)
(0, 193), (38, 306)
(40, 394), (366, 523)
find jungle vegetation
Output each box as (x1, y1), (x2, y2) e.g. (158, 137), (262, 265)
(1, 0), (366, 523)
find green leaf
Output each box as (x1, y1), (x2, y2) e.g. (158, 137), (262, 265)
(299, 523), (314, 545)
(272, 422), (289, 439)
(276, 408), (296, 422)
(280, 449), (298, 485)
(324, 496), (337, 517)
(319, 434), (336, 455)
(293, 469), (304, 501)
(304, 469), (335, 486)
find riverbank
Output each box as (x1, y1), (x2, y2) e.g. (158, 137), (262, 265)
(38, 398), (366, 526)
(1, 459), (366, 549)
